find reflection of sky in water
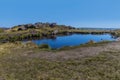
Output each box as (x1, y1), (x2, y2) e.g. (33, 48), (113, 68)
(32, 34), (115, 49)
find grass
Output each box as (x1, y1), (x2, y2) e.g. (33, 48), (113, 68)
(0, 50), (120, 80)
(0, 26), (112, 42)
(0, 23), (119, 80)
(38, 44), (51, 49)
(57, 40), (111, 51)
(0, 41), (119, 80)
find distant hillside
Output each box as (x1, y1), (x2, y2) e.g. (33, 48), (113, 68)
(79, 28), (118, 30)
(0, 27), (9, 30)
(0, 27), (9, 33)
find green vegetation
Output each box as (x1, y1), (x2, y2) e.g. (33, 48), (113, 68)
(38, 44), (51, 49)
(0, 22), (72, 42)
(58, 40), (111, 51)
(0, 22), (119, 80)
(0, 41), (120, 80)
(0, 28), (4, 33)
(111, 29), (120, 37)
(0, 22), (113, 42)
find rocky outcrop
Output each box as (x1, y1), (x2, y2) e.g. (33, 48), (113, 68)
(11, 22), (75, 31)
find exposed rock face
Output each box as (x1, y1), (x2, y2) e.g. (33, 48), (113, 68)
(52, 30), (58, 35)
(17, 26), (27, 31)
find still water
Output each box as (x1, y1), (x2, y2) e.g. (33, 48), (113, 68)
(32, 34), (115, 49)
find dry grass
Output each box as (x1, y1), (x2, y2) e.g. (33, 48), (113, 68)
(0, 41), (120, 80)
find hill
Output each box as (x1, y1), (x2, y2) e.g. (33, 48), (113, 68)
(11, 22), (75, 32)
(0, 22), (77, 42)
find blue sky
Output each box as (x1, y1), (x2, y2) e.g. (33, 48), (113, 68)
(0, 0), (120, 28)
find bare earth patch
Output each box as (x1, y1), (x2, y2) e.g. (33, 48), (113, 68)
(27, 41), (120, 60)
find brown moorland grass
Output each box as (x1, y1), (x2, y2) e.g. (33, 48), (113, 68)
(0, 41), (120, 80)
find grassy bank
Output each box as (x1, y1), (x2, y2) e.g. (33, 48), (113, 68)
(57, 40), (111, 51)
(0, 40), (111, 53)
(0, 41), (120, 80)
(0, 22), (113, 42)
(0, 29), (112, 42)
(0, 46), (120, 80)
(0, 23), (119, 80)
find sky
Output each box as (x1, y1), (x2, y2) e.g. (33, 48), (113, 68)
(0, 0), (120, 28)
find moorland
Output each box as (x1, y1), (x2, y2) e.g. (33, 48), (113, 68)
(0, 22), (120, 80)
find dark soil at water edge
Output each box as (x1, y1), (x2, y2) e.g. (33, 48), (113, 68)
(0, 41), (120, 80)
